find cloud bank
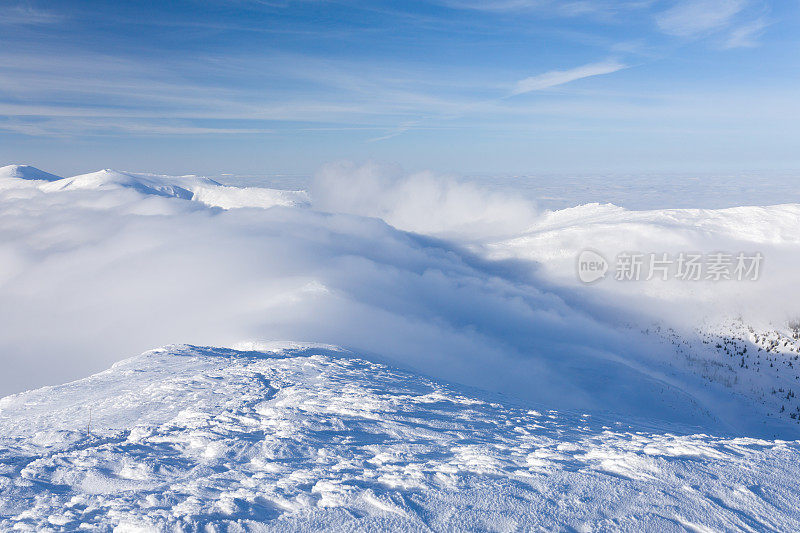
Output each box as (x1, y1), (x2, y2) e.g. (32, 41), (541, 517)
(2, 163), (799, 437)
(0, 171), (655, 422)
(311, 161), (539, 240)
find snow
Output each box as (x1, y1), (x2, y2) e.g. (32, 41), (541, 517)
(39, 169), (200, 200)
(1, 344), (799, 531)
(2, 162), (800, 529)
(30, 169), (309, 209)
(0, 166), (308, 210)
(191, 184), (309, 210)
(0, 164), (62, 182)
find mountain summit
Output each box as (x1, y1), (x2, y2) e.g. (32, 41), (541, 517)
(0, 164), (62, 182)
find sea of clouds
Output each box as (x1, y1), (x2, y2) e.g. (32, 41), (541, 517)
(1, 163), (799, 434)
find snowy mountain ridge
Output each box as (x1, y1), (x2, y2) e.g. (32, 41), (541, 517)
(0, 164), (63, 182)
(2, 343), (799, 531)
(0, 165), (309, 209)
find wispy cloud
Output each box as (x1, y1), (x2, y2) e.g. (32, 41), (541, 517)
(443, 0), (546, 10)
(367, 120), (422, 142)
(0, 50), (487, 137)
(0, 0), (783, 149)
(655, 0), (748, 37)
(511, 60), (626, 95)
(722, 17), (768, 48)
(0, 116), (275, 137)
(0, 5), (64, 25)
(442, 0), (653, 16)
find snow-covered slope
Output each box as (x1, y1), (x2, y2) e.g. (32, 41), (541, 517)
(39, 169), (200, 200)
(0, 164), (62, 182)
(644, 320), (800, 424)
(191, 183), (309, 209)
(0, 166), (310, 209)
(2, 344), (798, 531)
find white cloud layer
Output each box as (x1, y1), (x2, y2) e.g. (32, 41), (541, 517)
(0, 170), (636, 420)
(2, 163), (800, 437)
(311, 161), (539, 239)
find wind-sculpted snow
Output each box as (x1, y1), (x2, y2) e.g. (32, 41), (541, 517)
(1, 344), (798, 531)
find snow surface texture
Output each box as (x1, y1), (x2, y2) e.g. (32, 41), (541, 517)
(2, 344), (799, 532)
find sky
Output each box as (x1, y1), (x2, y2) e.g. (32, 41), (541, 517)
(0, 0), (798, 176)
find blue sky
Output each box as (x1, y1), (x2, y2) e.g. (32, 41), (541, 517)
(0, 0), (798, 176)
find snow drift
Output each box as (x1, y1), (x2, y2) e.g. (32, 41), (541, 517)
(2, 343), (798, 531)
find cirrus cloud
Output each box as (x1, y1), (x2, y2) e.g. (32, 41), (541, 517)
(655, 0), (748, 37)
(511, 60), (627, 95)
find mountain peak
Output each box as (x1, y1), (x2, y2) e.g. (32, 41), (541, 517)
(0, 164), (63, 182)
